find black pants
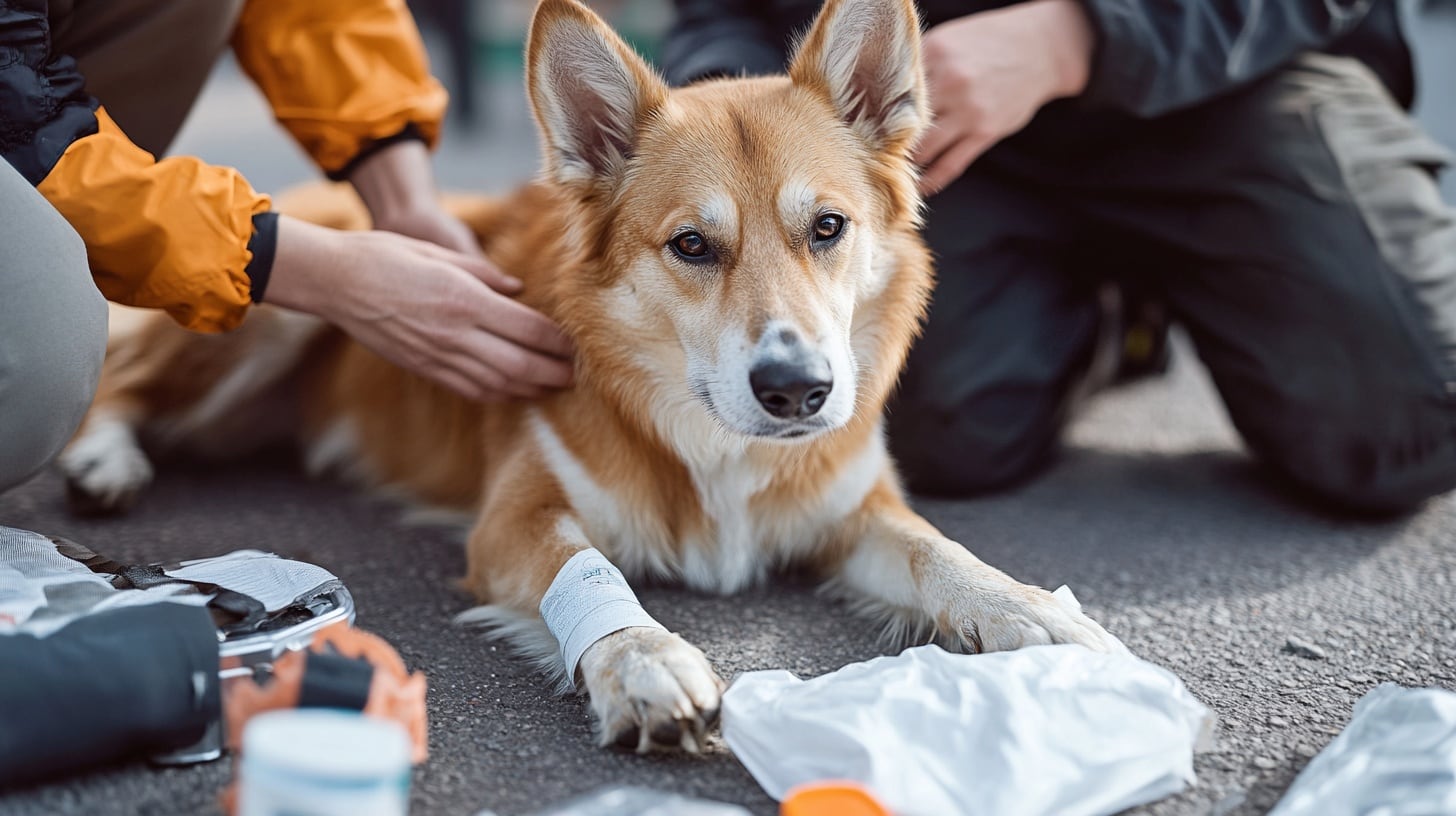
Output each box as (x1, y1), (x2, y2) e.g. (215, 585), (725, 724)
(888, 55), (1456, 513)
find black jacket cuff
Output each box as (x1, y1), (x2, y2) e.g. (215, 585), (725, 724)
(246, 210), (280, 304)
(1073, 0), (1156, 114)
(326, 123), (426, 182)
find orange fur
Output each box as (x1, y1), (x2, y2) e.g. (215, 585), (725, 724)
(66, 0), (1121, 752)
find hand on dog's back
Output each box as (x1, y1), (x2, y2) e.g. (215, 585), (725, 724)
(264, 213), (575, 403)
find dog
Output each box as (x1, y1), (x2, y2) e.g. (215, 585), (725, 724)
(60, 0), (1119, 752)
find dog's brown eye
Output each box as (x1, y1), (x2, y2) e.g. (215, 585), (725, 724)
(813, 213), (845, 244)
(670, 231), (711, 261)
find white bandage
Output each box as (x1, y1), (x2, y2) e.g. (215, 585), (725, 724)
(540, 548), (665, 682)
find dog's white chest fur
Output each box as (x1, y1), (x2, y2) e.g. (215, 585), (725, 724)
(676, 450), (773, 593)
(529, 410), (885, 594)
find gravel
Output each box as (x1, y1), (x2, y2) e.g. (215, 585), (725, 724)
(1282, 637), (1328, 661)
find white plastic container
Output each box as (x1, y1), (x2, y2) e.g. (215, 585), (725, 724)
(239, 710), (411, 816)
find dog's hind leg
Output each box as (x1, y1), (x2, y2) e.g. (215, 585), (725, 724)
(823, 479), (1124, 654)
(456, 456), (725, 753)
(61, 305), (332, 514)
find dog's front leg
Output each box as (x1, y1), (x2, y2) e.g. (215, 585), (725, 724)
(826, 480), (1121, 653)
(462, 496), (723, 753)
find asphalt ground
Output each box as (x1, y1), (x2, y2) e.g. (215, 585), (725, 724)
(3, 5), (1455, 814)
(3, 334), (1455, 816)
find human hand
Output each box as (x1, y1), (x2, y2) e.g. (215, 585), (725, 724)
(264, 215), (574, 402)
(371, 202), (484, 259)
(913, 0), (1095, 195)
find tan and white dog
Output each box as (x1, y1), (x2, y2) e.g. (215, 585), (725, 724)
(61, 0), (1118, 752)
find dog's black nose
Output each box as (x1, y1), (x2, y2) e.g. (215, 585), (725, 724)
(750, 358), (833, 419)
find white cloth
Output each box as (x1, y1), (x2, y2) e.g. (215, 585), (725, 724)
(723, 638), (1212, 816)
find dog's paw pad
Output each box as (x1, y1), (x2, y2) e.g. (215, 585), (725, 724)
(580, 628), (725, 753)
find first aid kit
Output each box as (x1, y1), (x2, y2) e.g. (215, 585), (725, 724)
(0, 527), (425, 790)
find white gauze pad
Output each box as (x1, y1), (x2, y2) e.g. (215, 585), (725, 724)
(540, 548), (665, 682)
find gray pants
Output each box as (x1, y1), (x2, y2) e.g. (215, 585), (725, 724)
(0, 160), (106, 493)
(0, 0), (242, 493)
(888, 55), (1456, 513)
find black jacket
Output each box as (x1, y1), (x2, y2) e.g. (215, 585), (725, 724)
(0, 0), (97, 185)
(662, 0), (1413, 120)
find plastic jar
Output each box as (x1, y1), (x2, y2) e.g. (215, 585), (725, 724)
(239, 709), (411, 816)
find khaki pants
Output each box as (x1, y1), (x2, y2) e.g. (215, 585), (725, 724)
(0, 0), (242, 492)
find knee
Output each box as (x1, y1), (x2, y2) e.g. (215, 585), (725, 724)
(888, 384), (1062, 497)
(0, 360), (105, 493)
(0, 320), (106, 491)
(1246, 412), (1456, 515)
(0, 242), (106, 492)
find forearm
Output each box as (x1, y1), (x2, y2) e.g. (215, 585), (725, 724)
(259, 215), (350, 321)
(1029, 0), (1095, 101)
(342, 138), (483, 258)
(347, 138), (439, 226)
(1076, 0), (1376, 116)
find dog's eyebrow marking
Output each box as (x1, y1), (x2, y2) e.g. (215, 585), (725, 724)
(699, 190), (738, 236)
(730, 108), (758, 161)
(778, 177), (818, 228)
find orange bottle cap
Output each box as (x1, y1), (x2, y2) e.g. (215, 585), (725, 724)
(781, 781), (892, 816)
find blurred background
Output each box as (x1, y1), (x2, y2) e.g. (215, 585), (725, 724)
(171, 1), (670, 197)
(171, 0), (1455, 202)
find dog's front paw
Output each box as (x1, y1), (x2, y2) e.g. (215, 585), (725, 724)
(947, 580), (1123, 654)
(578, 627), (725, 753)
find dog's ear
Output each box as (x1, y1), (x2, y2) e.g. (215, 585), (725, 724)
(789, 0), (927, 154)
(526, 0), (668, 187)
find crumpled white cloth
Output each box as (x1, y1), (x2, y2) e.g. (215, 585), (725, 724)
(1269, 684), (1456, 816)
(723, 591), (1212, 816)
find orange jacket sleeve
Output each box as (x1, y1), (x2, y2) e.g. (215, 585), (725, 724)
(37, 108), (272, 333)
(231, 0), (449, 179)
